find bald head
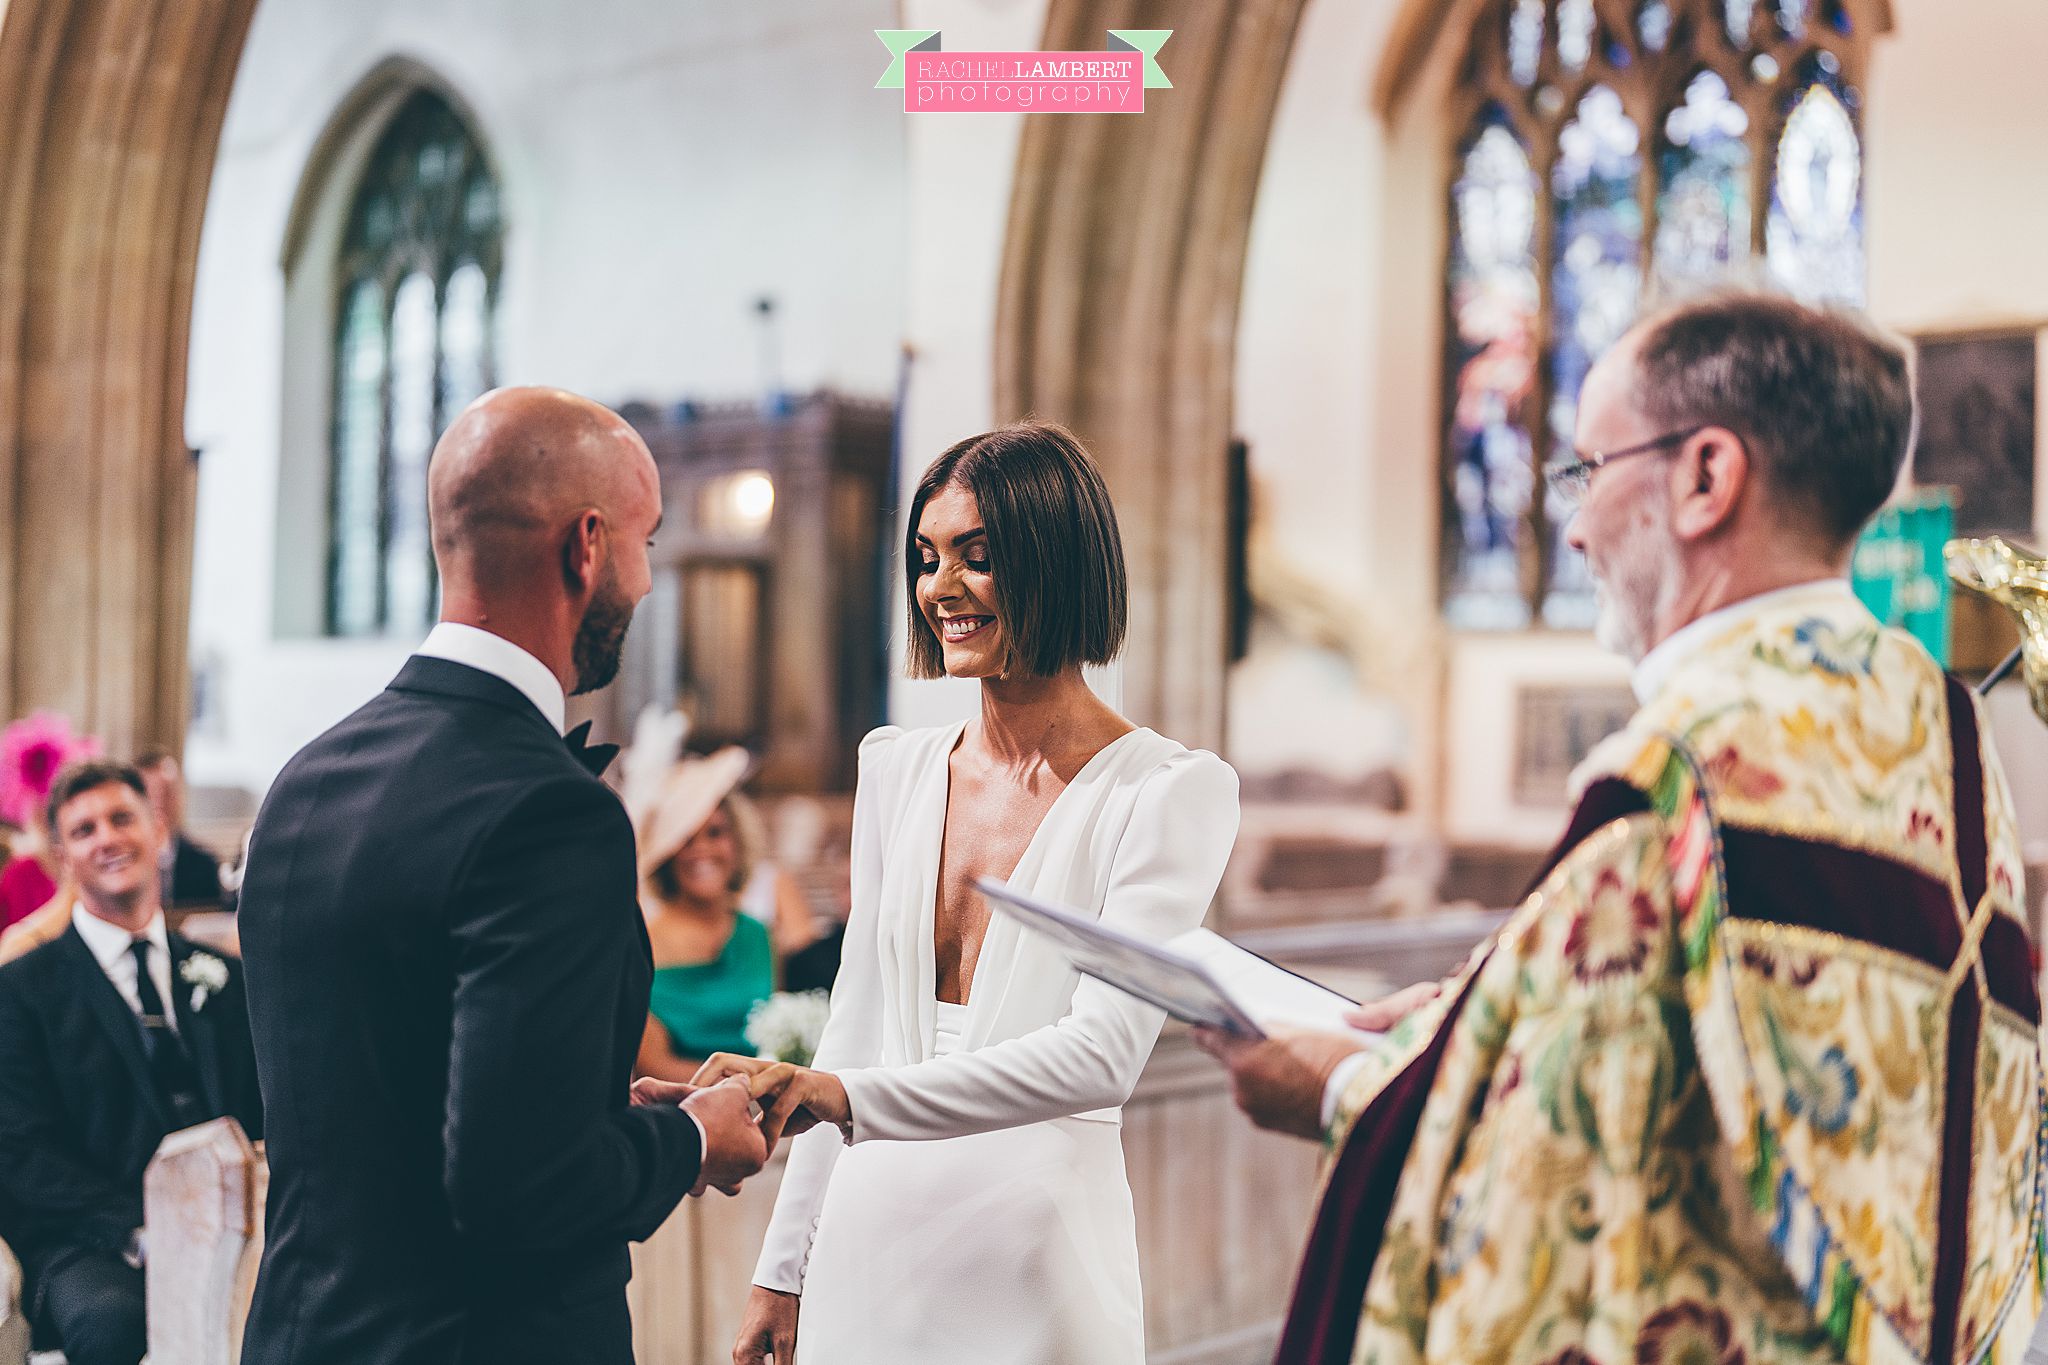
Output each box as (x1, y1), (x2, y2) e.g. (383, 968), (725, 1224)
(427, 387), (662, 694)
(428, 386), (659, 588)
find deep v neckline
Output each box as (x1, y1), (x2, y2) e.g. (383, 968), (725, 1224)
(928, 721), (1144, 1008)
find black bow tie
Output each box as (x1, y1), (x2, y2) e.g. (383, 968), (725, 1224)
(563, 721), (619, 777)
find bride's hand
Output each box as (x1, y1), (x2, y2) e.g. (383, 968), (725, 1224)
(690, 1054), (851, 1146)
(734, 1284), (799, 1364)
(751, 1062), (851, 1147)
(690, 1052), (775, 1087)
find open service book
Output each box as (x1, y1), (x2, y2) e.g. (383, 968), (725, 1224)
(976, 876), (1376, 1042)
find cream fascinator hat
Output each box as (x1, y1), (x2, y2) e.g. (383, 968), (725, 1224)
(634, 746), (753, 882)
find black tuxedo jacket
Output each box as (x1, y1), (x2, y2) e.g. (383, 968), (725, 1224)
(0, 922), (263, 1287)
(237, 656), (701, 1365)
(167, 832), (222, 907)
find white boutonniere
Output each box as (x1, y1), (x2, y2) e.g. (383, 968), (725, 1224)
(179, 952), (229, 1013)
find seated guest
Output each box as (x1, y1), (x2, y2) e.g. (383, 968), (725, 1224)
(1204, 291), (2045, 1364)
(134, 748), (223, 909)
(634, 750), (779, 1081)
(0, 761), (263, 1365)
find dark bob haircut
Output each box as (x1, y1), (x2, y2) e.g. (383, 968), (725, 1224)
(45, 759), (150, 835)
(904, 421), (1128, 680)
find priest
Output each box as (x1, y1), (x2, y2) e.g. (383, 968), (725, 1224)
(1202, 290), (2045, 1365)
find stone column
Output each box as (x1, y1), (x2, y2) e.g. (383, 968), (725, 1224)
(0, 0), (259, 752)
(994, 0), (1311, 753)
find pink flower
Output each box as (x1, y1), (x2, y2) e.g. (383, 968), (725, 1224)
(1564, 868), (1662, 982)
(0, 712), (101, 829)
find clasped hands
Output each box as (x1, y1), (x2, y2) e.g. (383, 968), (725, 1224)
(629, 1055), (849, 1198)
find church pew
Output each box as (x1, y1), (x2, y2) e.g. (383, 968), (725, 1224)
(0, 1233), (28, 1364)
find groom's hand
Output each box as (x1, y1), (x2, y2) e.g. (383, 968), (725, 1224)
(681, 1077), (769, 1196)
(630, 1076), (695, 1107)
(693, 1054), (851, 1148)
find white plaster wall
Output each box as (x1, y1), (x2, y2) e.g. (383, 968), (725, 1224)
(886, 0), (1057, 735)
(184, 0), (907, 793)
(1229, 0), (1408, 787)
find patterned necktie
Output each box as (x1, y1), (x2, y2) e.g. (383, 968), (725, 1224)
(129, 939), (206, 1128)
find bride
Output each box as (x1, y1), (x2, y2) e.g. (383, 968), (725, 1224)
(693, 421), (1238, 1364)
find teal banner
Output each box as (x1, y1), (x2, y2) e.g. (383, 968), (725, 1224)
(1851, 491), (1955, 665)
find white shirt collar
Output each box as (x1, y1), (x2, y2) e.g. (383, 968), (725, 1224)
(1631, 578), (1857, 703)
(71, 900), (168, 972)
(414, 622), (568, 735)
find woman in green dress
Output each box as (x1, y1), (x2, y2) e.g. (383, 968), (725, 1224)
(634, 750), (779, 1081)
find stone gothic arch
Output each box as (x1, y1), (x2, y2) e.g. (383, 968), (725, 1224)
(0, 0), (261, 753)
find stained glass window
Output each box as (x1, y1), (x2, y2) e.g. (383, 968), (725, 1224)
(1546, 87), (1643, 623)
(1767, 58), (1865, 305)
(331, 281), (387, 637)
(1725, 0), (1756, 45)
(1638, 0), (1673, 51)
(1557, 0), (1597, 71)
(324, 88), (502, 637)
(1445, 110), (1542, 628)
(1508, 0), (1545, 86)
(1441, 0), (1873, 627)
(1655, 70), (1751, 294)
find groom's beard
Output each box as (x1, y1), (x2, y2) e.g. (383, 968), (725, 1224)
(571, 564), (635, 696)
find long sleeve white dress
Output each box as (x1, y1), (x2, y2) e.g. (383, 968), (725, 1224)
(750, 721), (1240, 1364)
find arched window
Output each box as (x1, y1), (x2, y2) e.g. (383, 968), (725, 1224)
(1443, 0), (1871, 629)
(327, 88), (502, 637)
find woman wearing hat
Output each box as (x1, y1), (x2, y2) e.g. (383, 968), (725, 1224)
(632, 749), (779, 1082)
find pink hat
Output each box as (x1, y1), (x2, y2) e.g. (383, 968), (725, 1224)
(634, 747), (752, 881)
(0, 712), (102, 830)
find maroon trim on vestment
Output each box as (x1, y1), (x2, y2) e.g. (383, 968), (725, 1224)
(1720, 828), (2036, 1027)
(1719, 827), (1962, 965)
(1983, 913), (2040, 1024)
(1521, 777), (1652, 898)
(1272, 965), (1485, 1365)
(1927, 674), (1990, 1364)
(1945, 675), (1989, 911)
(1930, 984), (1982, 1365)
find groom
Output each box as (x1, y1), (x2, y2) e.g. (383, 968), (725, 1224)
(237, 388), (768, 1365)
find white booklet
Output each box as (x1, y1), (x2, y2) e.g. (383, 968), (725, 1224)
(976, 877), (1375, 1041)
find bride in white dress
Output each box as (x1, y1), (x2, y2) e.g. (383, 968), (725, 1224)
(697, 421), (1238, 1365)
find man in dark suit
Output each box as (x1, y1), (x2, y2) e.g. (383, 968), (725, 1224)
(135, 749), (224, 908)
(237, 387), (769, 1365)
(0, 761), (264, 1365)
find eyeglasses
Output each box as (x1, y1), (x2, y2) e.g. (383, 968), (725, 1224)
(1545, 426), (1705, 505)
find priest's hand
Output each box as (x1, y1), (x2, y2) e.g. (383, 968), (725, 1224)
(1342, 980), (1440, 1032)
(1194, 1026), (1368, 1142)
(692, 1054), (852, 1148)
(1195, 981), (1442, 1142)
